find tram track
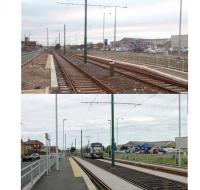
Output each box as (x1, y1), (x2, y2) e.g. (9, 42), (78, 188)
(68, 53), (187, 94)
(53, 52), (117, 94)
(74, 157), (187, 190)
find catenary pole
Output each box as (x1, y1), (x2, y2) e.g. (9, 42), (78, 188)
(57, 2), (127, 61)
(103, 12), (105, 48)
(63, 119), (67, 155)
(59, 32), (60, 45)
(84, 0), (87, 64)
(64, 24), (66, 55)
(178, 0), (183, 57)
(55, 94), (59, 170)
(111, 94), (115, 167)
(114, 7), (117, 51)
(65, 133), (66, 157)
(46, 28), (49, 52)
(81, 130), (83, 157)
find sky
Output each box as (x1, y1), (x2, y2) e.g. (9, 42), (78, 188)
(21, 0), (188, 45)
(21, 94), (188, 149)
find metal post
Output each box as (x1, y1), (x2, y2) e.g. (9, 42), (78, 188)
(113, 7), (117, 52)
(64, 24), (66, 55)
(84, 0), (87, 64)
(81, 130), (83, 157)
(75, 138), (76, 151)
(63, 119), (66, 155)
(178, 0), (182, 57)
(31, 165), (33, 184)
(117, 119), (119, 147)
(59, 32), (60, 45)
(47, 28), (49, 52)
(46, 138), (49, 174)
(48, 139), (51, 172)
(111, 94), (115, 167)
(178, 94), (181, 167)
(55, 94), (59, 170)
(39, 159), (41, 175)
(65, 133), (66, 158)
(103, 12), (105, 48)
(179, 94), (181, 137)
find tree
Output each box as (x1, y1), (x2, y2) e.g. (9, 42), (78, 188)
(55, 44), (61, 49)
(70, 147), (76, 153)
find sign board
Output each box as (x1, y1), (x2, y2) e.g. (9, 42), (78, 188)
(45, 133), (50, 140)
(104, 39), (108, 46)
(175, 137), (188, 149)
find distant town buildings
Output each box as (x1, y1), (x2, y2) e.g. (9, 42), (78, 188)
(171, 34), (188, 49)
(21, 139), (44, 155)
(21, 36), (42, 52)
(21, 139), (59, 156)
(108, 35), (188, 53)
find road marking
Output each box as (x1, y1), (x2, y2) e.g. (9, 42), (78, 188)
(69, 157), (82, 177)
(68, 157), (97, 190)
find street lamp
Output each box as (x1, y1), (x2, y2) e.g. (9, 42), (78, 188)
(178, 0), (183, 57)
(55, 94), (59, 170)
(116, 117), (124, 147)
(63, 118), (67, 155)
(107, 120), (111, 147)
(113, 6), (127, 51)
(103, 12), (112, 49)
(107, 119), (111, 158)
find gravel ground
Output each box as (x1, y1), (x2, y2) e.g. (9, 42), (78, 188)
(22, 53), (51, 91)
(64, 54), (169, 94)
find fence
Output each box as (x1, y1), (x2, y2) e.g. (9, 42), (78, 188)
(103, 152), (188, 168)
(21, 156), (56, 190)
(89, 50), (188, 72)
(21, 50), (44, 65)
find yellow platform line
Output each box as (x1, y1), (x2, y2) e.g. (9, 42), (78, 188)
(69, 157), (82, 177)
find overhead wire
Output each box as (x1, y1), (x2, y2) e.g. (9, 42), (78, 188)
(116, 94), (157, 118)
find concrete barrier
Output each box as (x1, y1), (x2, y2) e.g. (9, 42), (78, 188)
(48, 54), (59, 93)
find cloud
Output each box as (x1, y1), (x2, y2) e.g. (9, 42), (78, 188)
(21, 94), (188, 148)
(21, 0), (188, 45)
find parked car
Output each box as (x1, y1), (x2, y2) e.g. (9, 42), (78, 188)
(31, 153), (40, 161)
(22, 154), (32, 162)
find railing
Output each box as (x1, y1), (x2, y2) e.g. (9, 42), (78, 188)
(88, 50), (188, 72)
(21, 49), (44, 65)
(21, 156), (56, 190)
(103, 152), (188, 168)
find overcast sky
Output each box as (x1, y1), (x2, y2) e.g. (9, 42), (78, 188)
(22, 0), (188, 45)
(21, 94), (188, 149)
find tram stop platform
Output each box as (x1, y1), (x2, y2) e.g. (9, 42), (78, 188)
(32, 157), (95, 190)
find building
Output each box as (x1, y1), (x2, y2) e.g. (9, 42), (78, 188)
(21, 140), (32, 156)
(110, 38), (170, 52)
(171, 34), (188, 49)
(50, 146), (56, 153)
(24, 139), (44, 154)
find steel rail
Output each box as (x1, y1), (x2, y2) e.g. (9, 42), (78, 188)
(53, 54), (78, 93)
(85, 55), (188, 88)
(70, 53), (187, 93)
(103, 157), (187, 177)
(79, 157), (187, 190)
(53, 52), (117, 94)
(72, 157), (112, 190)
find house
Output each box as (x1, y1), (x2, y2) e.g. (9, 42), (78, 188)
(21, 140), (32, 156)
(24, 139), (44, 154)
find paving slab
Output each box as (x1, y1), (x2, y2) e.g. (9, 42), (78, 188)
(32, 158), (88, 190)
(74, 157), (142, 190)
